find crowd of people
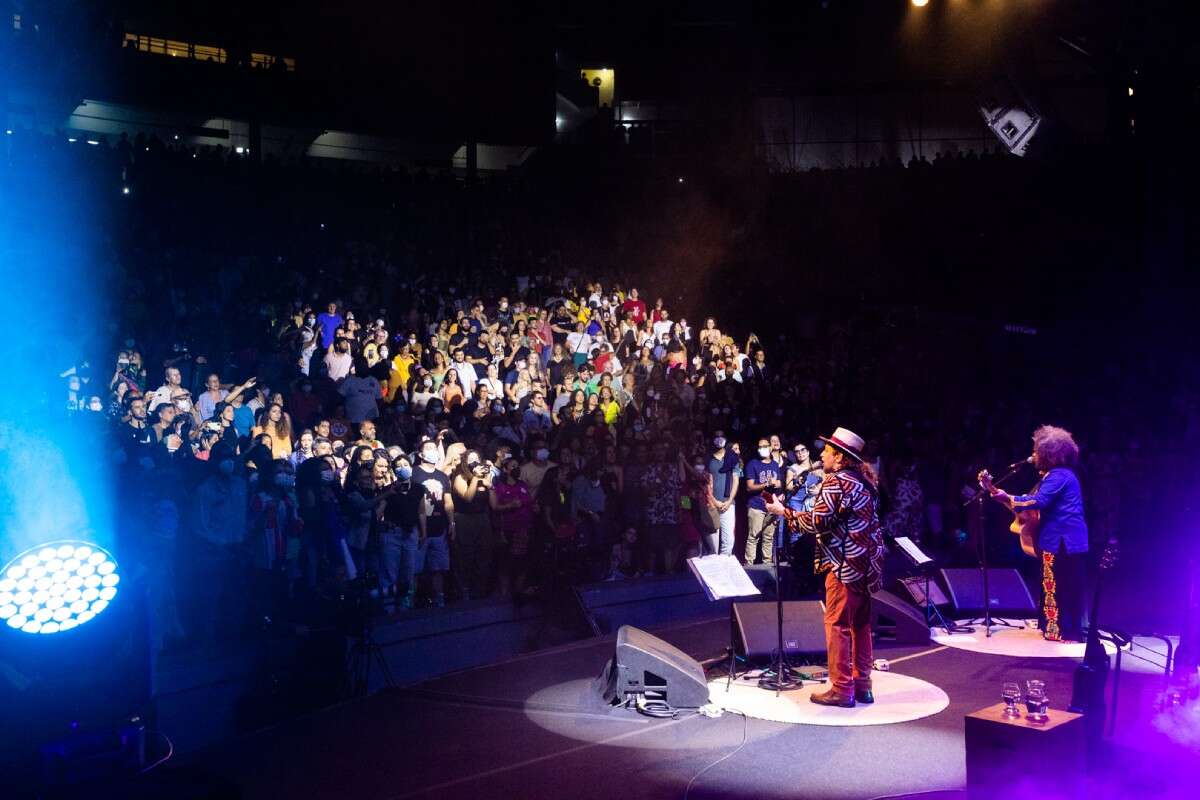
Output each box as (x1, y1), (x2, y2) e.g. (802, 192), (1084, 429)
(80, 280), (879, 643)
(12, 125), (1195, 654)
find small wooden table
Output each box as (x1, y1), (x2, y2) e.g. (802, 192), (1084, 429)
(965, 702), (1085, 799)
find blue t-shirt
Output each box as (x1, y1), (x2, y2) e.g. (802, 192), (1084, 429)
(744, 458), (783, 511)
(232, 405), (254, 438)
(708, 450), (741, 502)
(316, 312), (344, 349)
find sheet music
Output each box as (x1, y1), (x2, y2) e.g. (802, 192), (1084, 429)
(687, 555), (761, 601)
(893, 536), (932, 565)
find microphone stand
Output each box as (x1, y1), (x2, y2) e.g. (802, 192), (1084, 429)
(758, 489), (802, 695)
(962, 462), (1026, 638)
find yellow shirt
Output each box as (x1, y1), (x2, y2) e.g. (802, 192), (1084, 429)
(601, 399), (621, 425)
(388, 354), (415, 401)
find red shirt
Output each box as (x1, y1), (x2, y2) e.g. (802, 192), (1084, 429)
(622, 298), (647, 324)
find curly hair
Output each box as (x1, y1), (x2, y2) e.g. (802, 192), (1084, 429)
(1032, 425), (1080, 469)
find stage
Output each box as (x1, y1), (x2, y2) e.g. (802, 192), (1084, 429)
(118, 615), (1194, 800)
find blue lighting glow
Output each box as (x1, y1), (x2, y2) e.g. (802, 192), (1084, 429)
(0, 541), (119, 634)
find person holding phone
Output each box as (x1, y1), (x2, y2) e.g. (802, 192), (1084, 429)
(744, 438), (784, 565)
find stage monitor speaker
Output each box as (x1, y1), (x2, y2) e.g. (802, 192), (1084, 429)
(940, 568), (1037, 616)
(871, 589), (931, 644)
(731, 601), (826, 659)
(596, 625), (710, 709)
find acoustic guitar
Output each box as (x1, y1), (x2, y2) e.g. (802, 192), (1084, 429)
(977, 469), (1038, 557)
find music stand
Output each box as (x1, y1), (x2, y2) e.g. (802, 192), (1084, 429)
(892, 536), (971, 634)
(962, 464), (1025, 637)
(756, 508), (804, 695)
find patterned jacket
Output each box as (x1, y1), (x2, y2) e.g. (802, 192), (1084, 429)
(781, 466), (884, 593)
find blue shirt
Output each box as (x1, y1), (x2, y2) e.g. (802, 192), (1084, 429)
(232, 405), (254, 438)
(744, 458), (783, 511)
(708, 450), (741, 502)
(1011, 467), (1089, 555)
(316, 312), (343, 349)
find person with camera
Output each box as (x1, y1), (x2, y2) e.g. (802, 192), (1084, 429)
(414, 439), (454, 607)
(379, 456), (427, 609)
(452, 450), (500, 600)
(744, 437), (785, 566)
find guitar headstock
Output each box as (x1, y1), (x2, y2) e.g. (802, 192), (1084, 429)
(1098, 541), (1119, 571)
(977, 469), (994, 491)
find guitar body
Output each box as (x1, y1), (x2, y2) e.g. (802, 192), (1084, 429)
(977, 469), (1039, 558)
(1009, 509), (1039, 558)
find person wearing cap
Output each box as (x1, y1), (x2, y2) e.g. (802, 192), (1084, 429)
(766, 427), (883, 707)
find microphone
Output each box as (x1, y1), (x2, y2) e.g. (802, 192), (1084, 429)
(1006, 456), (1033, 471)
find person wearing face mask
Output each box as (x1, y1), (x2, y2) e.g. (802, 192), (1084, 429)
(518, 440), (556, 498)
(248, 464), (301, 624)
(744, 437), (784, 565)
(191, 447), (249, 641)
(408, 369), (438, 414)
(492, 457), (534, 597)
(380, 457), (427, 609)
(706, 431), (741, 556)
(570, 466), (609, 580)
(342, 463), (386, 579)
(684, 457), (720, 556)
(388, 343), (417, 403)
(295, 455), (340, 590)
(414, 439), (454, 606)
(287, 376), (321, 431)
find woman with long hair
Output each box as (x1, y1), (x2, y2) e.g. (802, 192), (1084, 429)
(598, 384), (621, 426)
(492, 457), (535, 597)
(253, 403), (293, 459)
(440, 368), (465, 410)
(451, 450), (500, 600)
(428, 350), (449, 391)
(698, 317), (722, 355)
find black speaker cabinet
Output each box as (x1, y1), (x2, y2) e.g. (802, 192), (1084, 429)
(940, 568), (1037, 616)
(731, 600), (826, 659)
(596, 625), (710, 708)
(871, 589), (931, 644)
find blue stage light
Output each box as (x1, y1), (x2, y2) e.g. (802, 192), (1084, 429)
(0, 541), (118, 634)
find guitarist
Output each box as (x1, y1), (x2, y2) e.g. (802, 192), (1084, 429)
(766, 427), (884, 708)
(985, 425), (1089, 642)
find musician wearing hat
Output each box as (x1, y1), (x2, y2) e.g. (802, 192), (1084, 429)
(765, 427), (884, 708)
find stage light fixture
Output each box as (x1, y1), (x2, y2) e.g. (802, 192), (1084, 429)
(912, 0), (929, 7)
(1, 541), (119, 634)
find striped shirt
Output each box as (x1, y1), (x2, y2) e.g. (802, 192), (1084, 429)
(781, 467), (884, 593)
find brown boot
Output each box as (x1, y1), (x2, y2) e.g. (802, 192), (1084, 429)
(810, 689), (855, 708)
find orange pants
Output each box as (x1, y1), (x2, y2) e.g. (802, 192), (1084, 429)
(823, 570), (873, 698)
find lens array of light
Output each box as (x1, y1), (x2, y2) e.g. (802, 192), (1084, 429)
(0, 542), (119, 634)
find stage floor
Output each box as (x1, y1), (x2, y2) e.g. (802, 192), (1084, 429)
(127, 616), (1193, 800)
